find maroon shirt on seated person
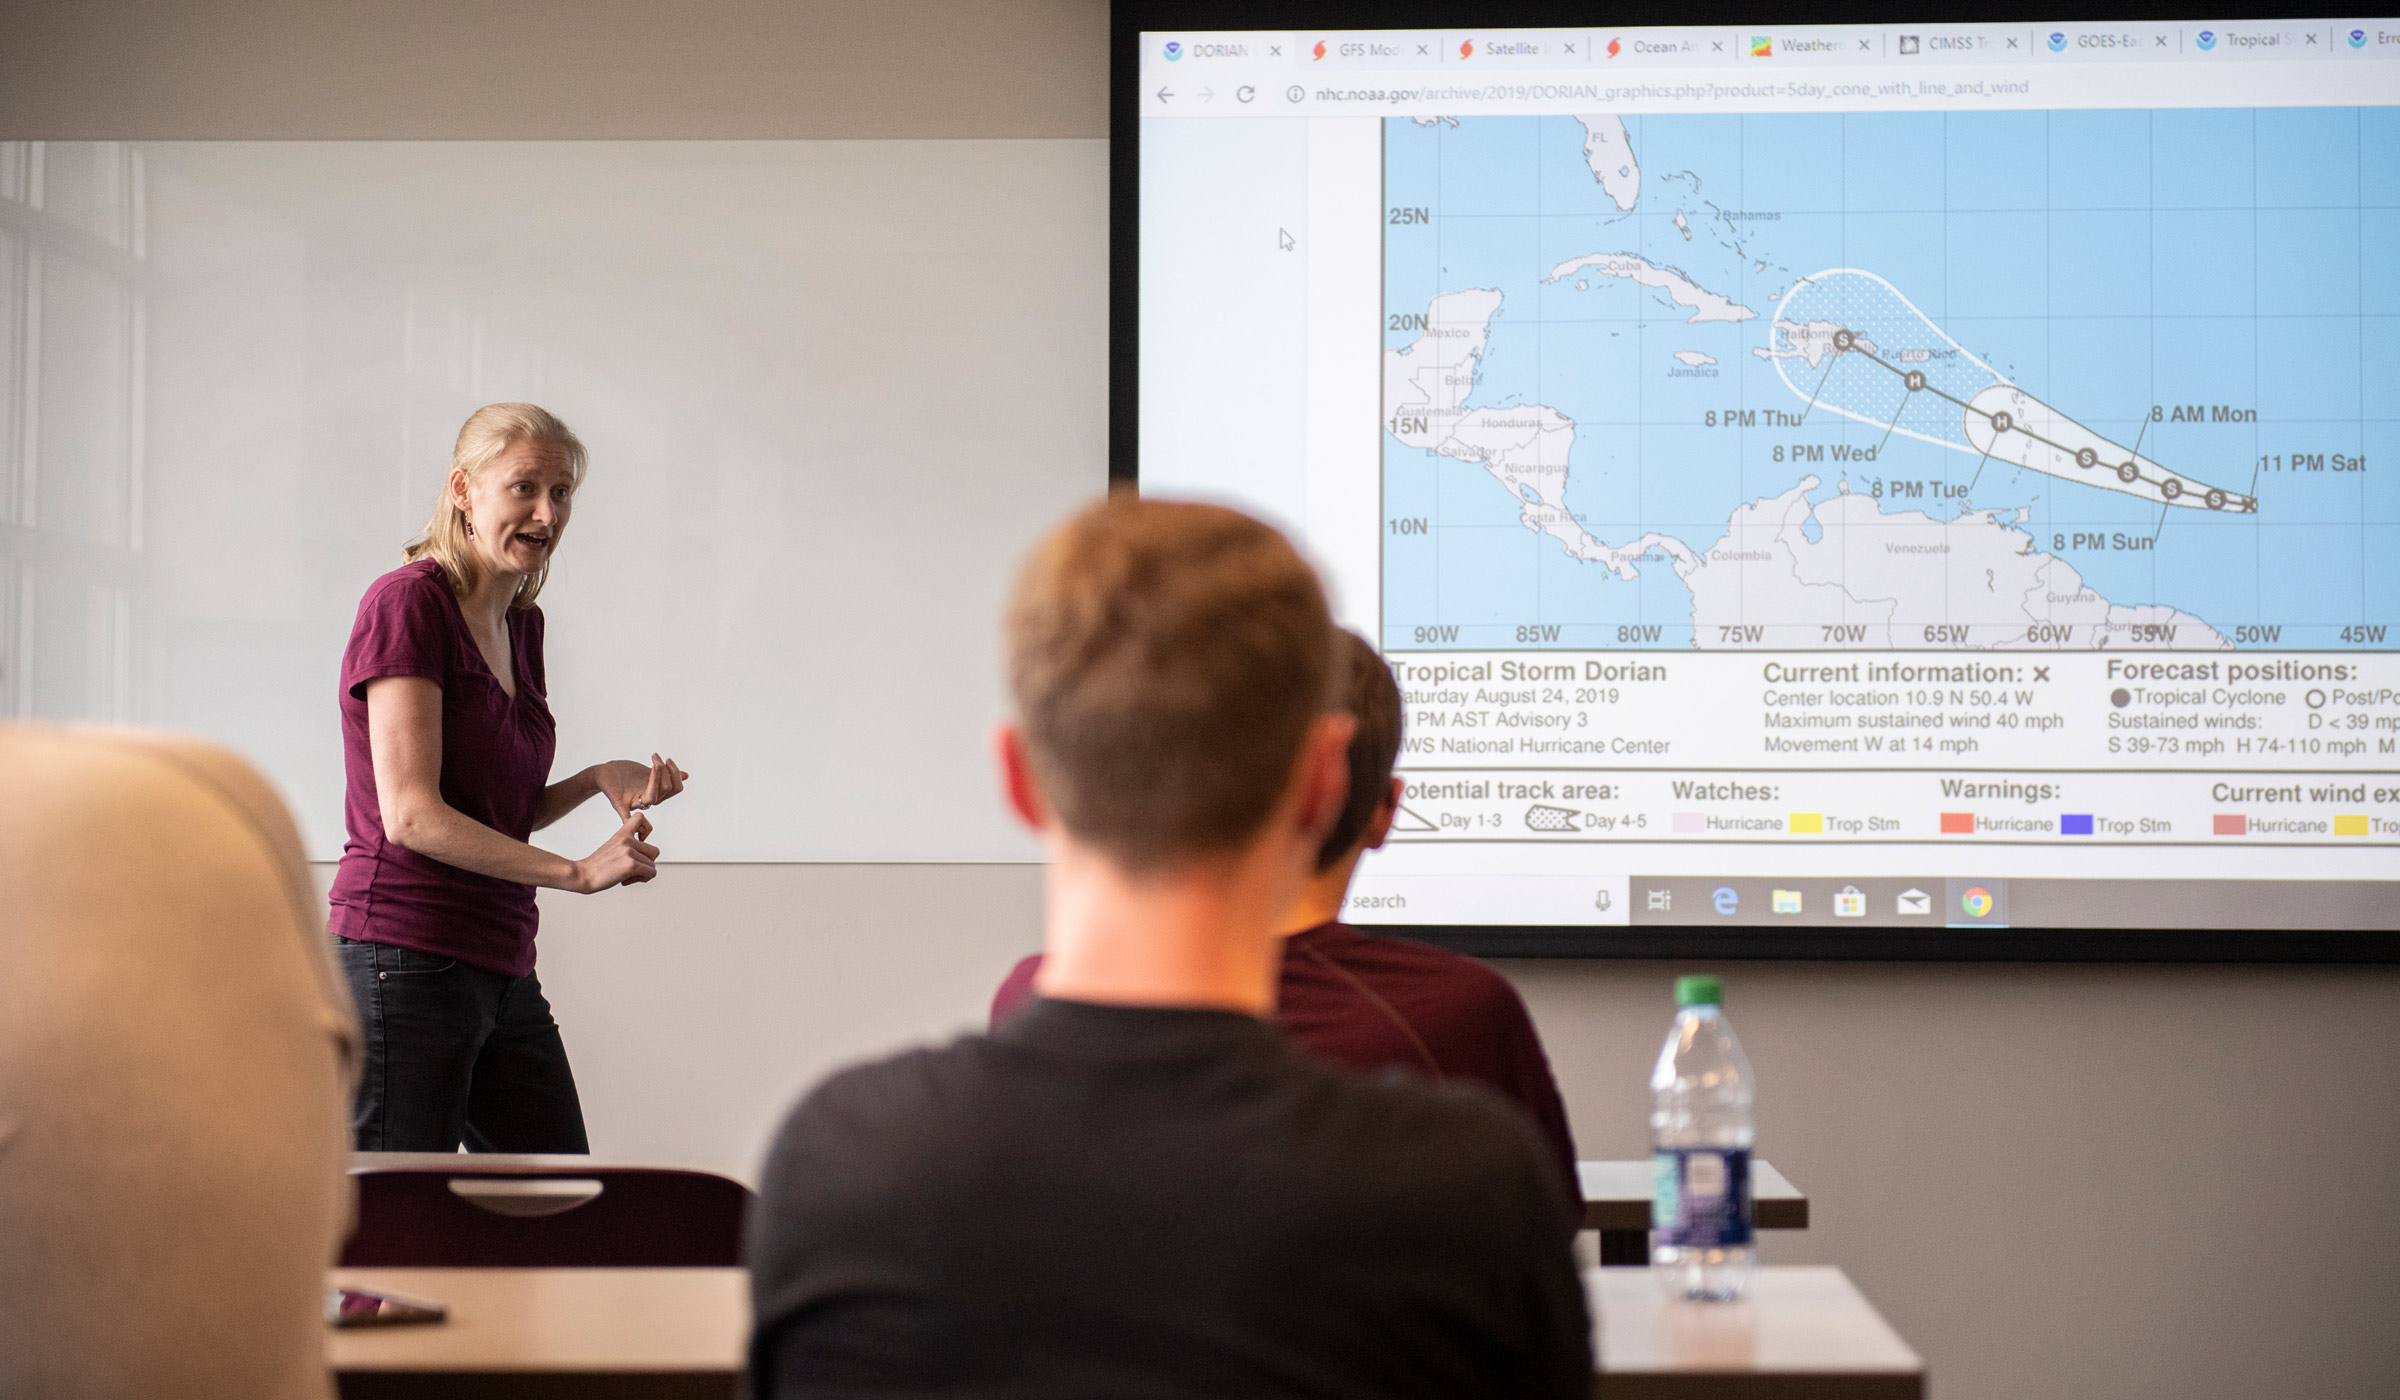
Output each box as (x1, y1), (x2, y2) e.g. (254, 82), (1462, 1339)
(327, 560), (556, 977)
(992, 921), (1579, 1191)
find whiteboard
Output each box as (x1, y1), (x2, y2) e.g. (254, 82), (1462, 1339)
(1, 140), (1106, 860)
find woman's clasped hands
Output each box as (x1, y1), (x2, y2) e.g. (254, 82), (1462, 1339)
(574, 754), (690, 892)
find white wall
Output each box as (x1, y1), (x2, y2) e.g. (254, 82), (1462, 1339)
(13, 4), (2396, 1397)
(127, 138), (1105, 860)
(1512, 958), (2400, 1400)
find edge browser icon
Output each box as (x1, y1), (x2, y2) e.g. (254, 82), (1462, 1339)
(1712, 886), (1740, 916)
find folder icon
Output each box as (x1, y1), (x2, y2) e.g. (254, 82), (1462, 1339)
(1896, 888), (1931, 915)
(1772, 889), (1802, 914)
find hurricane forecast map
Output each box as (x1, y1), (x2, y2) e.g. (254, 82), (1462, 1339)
(1382, 110), (2396, 654)
(1138, 21), (2400, 924)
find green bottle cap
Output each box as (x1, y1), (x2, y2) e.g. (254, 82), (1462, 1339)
(1675, 974), (1723, 1007)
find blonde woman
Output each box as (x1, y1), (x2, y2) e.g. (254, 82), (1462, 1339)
(328, 404), (687, 1152)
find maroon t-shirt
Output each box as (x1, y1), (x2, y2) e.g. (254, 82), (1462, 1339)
(327, 560), (556, 976)
(991, 922), (1579, 1193)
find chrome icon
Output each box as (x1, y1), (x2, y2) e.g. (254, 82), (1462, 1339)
(1960, 887), (1995, 918)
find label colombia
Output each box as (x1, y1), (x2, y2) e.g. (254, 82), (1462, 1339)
(1652, 1147), (1754, 1248)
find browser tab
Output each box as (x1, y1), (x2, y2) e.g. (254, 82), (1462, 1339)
(1296, 31), (1441, 68)
(1145, 32), (1290, 70)
(1888, 26), (2034, 62)
(2033, 24), (2183, 59)
(2337, 21), (2399, 52)
(1746, 27), (1884, 61)
(2201, 20), (2307, 54)
(1599, 29), (1743, 66)
(1444, 30), (1590, 64)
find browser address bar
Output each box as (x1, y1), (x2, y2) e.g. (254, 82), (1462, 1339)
(1292, 75), (2043, 106)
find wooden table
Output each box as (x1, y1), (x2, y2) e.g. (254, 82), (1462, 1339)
(1581, 1160), (1810, 1265)
(329, 1267), (746, 1400)
(353, 1151), (720, 1174)
(1588, 1266), (1924, 1398)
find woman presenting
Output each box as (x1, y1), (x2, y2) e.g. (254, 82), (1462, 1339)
(329, 403), (686, 1152)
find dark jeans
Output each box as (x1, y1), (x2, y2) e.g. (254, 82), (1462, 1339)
(336, 936), (589, 1153)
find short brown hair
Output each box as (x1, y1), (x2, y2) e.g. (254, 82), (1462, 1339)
(1007, 497), (1338, 871)
(1316, 630), (1403, 871)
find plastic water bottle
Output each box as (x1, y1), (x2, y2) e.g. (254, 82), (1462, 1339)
(1650, 974), (1755, 1300)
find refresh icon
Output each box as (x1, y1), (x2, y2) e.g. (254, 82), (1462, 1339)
(1236, 84), (1256, 103)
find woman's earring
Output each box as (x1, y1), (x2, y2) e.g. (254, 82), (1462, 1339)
(464, 520), (476, 537)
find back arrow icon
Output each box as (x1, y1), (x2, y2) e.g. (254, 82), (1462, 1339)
(1155, 86), (1172, 103)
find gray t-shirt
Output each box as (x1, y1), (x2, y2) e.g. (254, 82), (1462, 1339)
(748, 996), (1590, 1399)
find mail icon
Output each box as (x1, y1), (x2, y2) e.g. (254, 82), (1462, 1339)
(1896, 888), (1931, 915)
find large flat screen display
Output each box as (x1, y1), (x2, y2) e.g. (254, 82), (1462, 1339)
(1121, 6), (2400, 956)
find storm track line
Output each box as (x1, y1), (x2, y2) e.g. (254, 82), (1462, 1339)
(1796, 355), (1837, 427)
(1765, 269), (2255, 515)
(1822, 322), (2253, 514)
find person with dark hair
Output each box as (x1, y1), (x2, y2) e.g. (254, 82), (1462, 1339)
(748, 498), (1589, 1400)
(993, 628), (1579, 1191)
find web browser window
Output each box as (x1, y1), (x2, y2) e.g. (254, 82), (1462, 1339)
(1136, 20), (2400, 937)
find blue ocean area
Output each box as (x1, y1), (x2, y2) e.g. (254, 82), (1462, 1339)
(1382, 108), (2399, 650)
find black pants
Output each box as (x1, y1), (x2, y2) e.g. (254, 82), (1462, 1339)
(336, 936), (589, 1153)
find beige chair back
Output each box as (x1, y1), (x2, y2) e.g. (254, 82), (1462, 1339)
(0, 724), (359, 1400)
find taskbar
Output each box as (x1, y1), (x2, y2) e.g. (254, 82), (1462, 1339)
(1644, 876), (2397, 929)
(1343, 875), (2400, 931)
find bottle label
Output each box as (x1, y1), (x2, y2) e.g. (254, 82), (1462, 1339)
(1652, 1147), (1753, 1248)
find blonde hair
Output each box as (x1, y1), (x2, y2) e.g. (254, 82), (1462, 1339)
(403, 403), (587, 609)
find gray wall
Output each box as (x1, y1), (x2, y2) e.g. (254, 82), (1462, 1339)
(15, 4), (2395, 1397)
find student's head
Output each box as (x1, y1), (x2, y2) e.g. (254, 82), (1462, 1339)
(405, 403), (588, 608)
(1315, 629), (1405, 872)
(1001, 496), (1351, 876)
